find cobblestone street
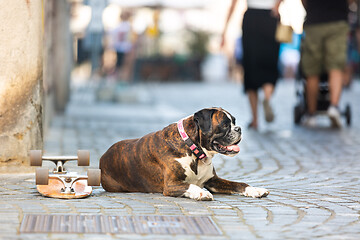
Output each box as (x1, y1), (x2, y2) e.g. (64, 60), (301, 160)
(1, 79), (360, 239)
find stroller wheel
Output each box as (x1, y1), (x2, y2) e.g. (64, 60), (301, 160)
(294, 105), (303, 125)
(345, 104), (351, 126)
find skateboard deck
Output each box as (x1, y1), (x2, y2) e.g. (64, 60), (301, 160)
(37, 178), (92, 199)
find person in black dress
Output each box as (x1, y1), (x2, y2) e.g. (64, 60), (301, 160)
(222, 0), (283, 130)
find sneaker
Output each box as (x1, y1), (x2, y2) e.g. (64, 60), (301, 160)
(328, 105), (342, 128)
(263, 99), (274, 122)
(303, 114), (316, 127)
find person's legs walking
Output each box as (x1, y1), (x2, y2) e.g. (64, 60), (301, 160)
(247, 90), (258, 129)
(301, 24), (323, 127)
(306, 75), (319, 115)
(263, 83), (274, 100)
(304, 75), (319, 127)
(262, 83), (274, 122)
(324, 21), (349, 128)
(328, 69), (343, 106)
(327, 69), (343, 127)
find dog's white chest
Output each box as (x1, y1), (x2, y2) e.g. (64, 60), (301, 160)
(175, 156), (214, 187)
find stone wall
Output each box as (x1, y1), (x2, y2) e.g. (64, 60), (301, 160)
(0, 0), (43, 172)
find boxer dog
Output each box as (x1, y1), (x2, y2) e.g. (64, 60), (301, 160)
(100, 107), (269, 200)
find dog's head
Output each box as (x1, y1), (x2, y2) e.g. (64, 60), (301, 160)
(194, 107), (241, 155)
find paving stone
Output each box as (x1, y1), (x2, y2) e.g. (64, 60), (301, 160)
(2, 80), (360, 239)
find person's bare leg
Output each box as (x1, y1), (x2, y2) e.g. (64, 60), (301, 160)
(327, 69), (343, 128)
(263, 83), (274, 122)
(263, 83), (274, 101)
(306, 75), (319, 115)
(343, 65), (352, 87)
(328, 69), (343, 106)
(247, 90), (258, 128)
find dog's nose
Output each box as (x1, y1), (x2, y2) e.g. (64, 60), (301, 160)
(234, 126), (241, 133)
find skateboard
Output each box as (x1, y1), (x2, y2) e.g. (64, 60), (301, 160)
(30, 150), (101, 199)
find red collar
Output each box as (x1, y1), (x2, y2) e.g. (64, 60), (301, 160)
(177, 118), (206, 160)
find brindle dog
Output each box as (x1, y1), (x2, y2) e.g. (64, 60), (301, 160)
(100, 107), (269, 200)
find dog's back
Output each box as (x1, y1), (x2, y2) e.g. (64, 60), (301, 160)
(99, 134), (165, 193)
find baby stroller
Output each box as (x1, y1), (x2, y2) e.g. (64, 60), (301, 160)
(293, 72), (351, 126)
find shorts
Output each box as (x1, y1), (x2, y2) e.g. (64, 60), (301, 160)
(301, 21), (349, 77)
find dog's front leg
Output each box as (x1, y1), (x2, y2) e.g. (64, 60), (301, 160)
(204, 176), (269, 198)
(163, 181), (214, 201)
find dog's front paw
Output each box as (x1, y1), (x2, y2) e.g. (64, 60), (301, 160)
(244, 187), (269, 198)
(184, 184), (214, 201)
(194, 190), (214, 201)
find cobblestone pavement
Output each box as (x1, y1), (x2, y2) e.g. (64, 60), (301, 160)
(1, 79), (360, 239)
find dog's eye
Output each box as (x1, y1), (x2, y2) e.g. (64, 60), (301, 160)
(223, 123), (230, 129)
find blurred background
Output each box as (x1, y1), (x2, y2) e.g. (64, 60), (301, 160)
(44, 0), (312, 110)
(37, 0), (360, 143)
(69, 0), (306, 84)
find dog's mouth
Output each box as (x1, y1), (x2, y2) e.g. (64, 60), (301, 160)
(212, 140), (241, 154)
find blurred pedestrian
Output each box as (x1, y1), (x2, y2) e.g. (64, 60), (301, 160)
(344, 0), (360, 88)
(301, 0), (353, 128)
(84, 0), (108, 76)
(222, 0), (283, 130)
(110, 11), (134, 81)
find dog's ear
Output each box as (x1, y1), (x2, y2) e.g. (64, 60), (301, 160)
(194, 108), (215, 135)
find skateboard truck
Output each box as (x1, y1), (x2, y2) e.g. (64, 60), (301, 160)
(60, 174), (87, 194)
(30, 150), (101, 199)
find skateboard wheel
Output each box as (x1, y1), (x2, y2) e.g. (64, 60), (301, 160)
(87, 169), (101, 186)
(77, 150), (90, 166)
(30, 150), (42, 166)
(36, 167), (49, 185)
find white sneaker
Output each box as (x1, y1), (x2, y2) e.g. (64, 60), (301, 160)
(303, 115), (316, 127)
(328, 105), (342, 128)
